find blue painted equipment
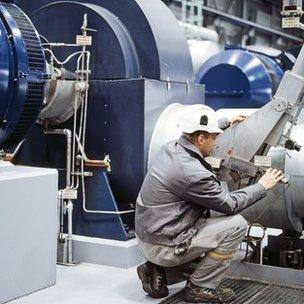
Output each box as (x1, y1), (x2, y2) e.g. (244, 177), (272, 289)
(195, 49), (284, 110)
(9, 0), (204, 242)
(0, 2), (46, 148)
(16, 0), (194, 83)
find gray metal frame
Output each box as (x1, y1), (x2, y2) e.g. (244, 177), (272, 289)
(228, 260), (304, 288)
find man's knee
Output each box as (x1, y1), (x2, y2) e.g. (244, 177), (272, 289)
(219, 215), (248, 249)
(234, 214), (248, 237)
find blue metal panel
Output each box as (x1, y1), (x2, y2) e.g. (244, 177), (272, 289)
(195, 50), (283, 110)
(11, 0), (202, 240)
(73, 168), (130, 240)
(19, 79), (205, 240)
(31, 2), (140, 80)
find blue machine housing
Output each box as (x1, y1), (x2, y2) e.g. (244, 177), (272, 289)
(0, 2), (46, 148)
(195, 49), (284, 110)
(15, 0), (194, 83)
(14, 0), (205, 241)
(73, 79), (204, 240)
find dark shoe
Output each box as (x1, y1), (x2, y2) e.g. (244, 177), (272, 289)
(137, 261), (169, 299)
(179, 281), (235, 303)
(216, 286), (235, 301)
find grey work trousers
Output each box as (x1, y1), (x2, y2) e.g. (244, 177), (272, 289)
(137, 214), (248, 290)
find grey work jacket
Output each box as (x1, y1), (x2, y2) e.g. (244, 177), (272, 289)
(135, 134), (267, 246)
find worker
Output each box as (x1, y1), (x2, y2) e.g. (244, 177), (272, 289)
(135, 105), (283, 303)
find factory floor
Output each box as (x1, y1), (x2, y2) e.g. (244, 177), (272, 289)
(11, 263), (184, 304)
(11, 229), (282, 304)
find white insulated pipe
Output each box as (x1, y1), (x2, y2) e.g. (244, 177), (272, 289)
(179, 21), (219, 42)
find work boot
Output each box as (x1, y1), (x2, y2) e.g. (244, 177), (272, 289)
(179, 281), (235, 303)
(137, 261), (169, 299)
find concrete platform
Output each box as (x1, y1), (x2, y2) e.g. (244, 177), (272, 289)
(73, 235), (145, 268)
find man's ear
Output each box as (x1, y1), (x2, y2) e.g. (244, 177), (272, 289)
(197, 133), (206, 145)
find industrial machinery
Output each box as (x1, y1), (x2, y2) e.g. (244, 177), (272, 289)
(149, 66), (304, 275)
(210, 44), (304, 268)
(1, 0), (304, 282)
(0, 1), (47, 148)
(195, 48), (286, 110)
(0, 0), (205, 265)
(149, 1), (304, 275)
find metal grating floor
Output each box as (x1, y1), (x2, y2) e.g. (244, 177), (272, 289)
(159, 278), (304, 304)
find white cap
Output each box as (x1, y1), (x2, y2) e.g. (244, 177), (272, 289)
(177, 104), (223, 134)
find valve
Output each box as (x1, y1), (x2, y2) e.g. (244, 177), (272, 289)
(285, 139), (302, 152)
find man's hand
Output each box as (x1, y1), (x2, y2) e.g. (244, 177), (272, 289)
(228, 114), (247, 126)
(258, 168), (284, 191)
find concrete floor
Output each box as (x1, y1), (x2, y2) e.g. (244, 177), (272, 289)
(11, 263), (183, 304)
(10, 229), (283, 304)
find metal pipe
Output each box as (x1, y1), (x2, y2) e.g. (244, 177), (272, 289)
(78, 79), (132, 216)
(179, 21), (219, 42)
(65, 200), (74, 264)
(74, 134), (111, 170)
(80, 159), (134, 215)
(76, 79), (85, 151)
(70, 50), (89, 188)
(42, 43), (78, 47)
(75, 134), (89, 161)
(44, 49), (83, 66)
(59, 196), (64, 242)
(81, 52), (91, 150)
(71, 91), (80, 188)
(44, 128), (74, 264)
(44, 129), (72, 188)
(242, 0), (247, 19)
